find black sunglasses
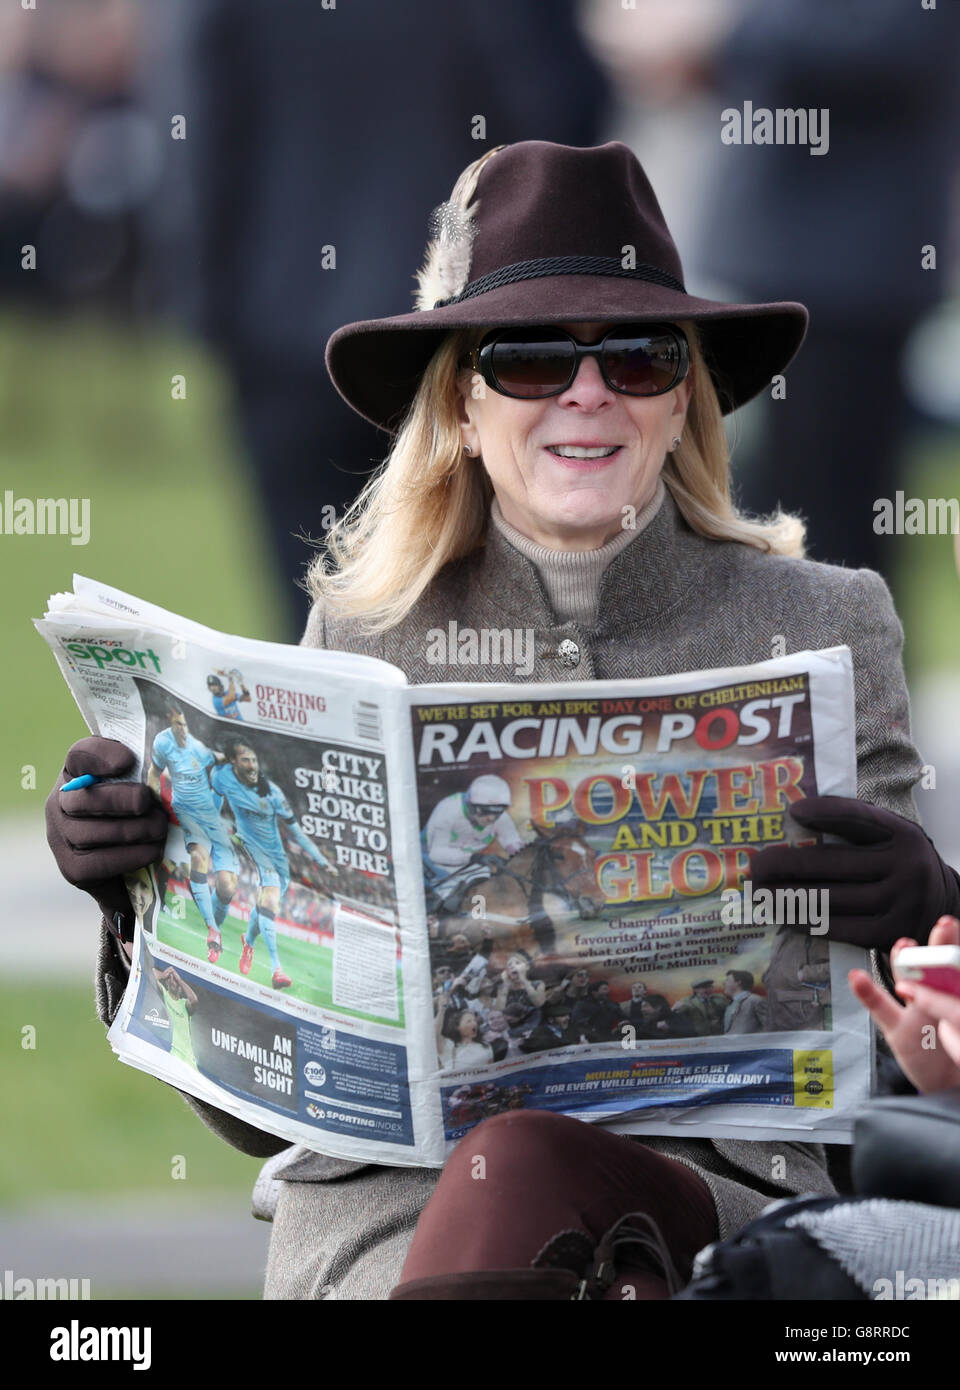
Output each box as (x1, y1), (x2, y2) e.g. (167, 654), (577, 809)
(466, 323), (690, 400)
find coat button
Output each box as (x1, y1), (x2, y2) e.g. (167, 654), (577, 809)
(557, 639), (581, 667)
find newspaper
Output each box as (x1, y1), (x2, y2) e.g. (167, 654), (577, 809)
(36, 576), (872, 1167)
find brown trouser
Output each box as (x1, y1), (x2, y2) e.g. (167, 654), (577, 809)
(391, 1110), (719, 1300)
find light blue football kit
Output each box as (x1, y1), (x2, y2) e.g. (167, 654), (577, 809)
(210, 762), (293, 892)
(210, 761), (330, 975)
(151, 728), (234, 871)
(210, 762), (330, 891)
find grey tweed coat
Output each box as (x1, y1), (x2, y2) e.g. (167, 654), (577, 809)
(95, 484), (923, 1299)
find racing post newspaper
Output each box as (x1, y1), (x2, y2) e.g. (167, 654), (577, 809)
(36, 576), (870, 1167)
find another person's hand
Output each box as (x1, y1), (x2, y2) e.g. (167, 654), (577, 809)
(46, 737), (168, 924)
(750, 796), (960, 952)
(849, 916), (960, 1094)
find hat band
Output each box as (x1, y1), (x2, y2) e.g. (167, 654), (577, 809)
(432, 254), (686, 309)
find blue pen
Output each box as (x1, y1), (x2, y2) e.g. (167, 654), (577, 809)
(61, 773), (100, 792)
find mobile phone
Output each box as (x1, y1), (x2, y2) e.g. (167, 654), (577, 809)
(893, 945), (960, 1000)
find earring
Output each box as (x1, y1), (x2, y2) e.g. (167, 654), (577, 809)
(463, 443), (474, 456)
(670, 435), (682, 452)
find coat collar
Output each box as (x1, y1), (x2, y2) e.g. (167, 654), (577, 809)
(469, 482), (723, 634)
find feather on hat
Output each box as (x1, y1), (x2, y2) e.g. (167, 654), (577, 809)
(414, 146), (505, 311)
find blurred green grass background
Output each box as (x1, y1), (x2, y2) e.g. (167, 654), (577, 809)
(1, 308), (287, 1287)
(0, 307), (285, 810)
(1, 307), (957, 1293)
(0, 984), (262, 1201)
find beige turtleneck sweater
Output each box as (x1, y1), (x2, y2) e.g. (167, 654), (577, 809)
(489, 476), (666, 628)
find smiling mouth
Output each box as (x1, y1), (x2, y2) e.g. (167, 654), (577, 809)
(545, 444), (622, 460)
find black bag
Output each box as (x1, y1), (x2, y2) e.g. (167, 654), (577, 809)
(674, 1196), (867, 1300)
(851, 1087), (960, 1206)
(676, 1089), (960, 1300)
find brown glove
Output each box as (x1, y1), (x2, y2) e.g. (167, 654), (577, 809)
(45, 736), (169, 932)
(750, 795), (960, 952)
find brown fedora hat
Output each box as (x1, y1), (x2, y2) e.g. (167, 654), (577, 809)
(325, 140), (808, 432)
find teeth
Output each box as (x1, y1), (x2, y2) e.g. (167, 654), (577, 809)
(549, 445), (619, 458)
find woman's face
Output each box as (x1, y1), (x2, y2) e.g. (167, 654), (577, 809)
(458, 320), (691, 549)
(506, 954), (526, 979)
(459, 1012), (478, 1040)
(128, 871), (154, 920)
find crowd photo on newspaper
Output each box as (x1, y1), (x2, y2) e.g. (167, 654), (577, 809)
(41, 128), (960, 1310)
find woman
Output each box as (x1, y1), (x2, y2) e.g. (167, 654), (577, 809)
(47, 141), (960, 1300)
(494, 950), (546, 1038)
(125, 867), (155, 934)
(436, 1005), (494, 1073)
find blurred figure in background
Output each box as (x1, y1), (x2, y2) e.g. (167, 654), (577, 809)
(141, 0), (609, 636)
(694, 0), (960, 576)
(0, 0), (154, 308)
(585, 0), (960, 579)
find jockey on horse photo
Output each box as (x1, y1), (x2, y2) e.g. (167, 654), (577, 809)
(421, 774), (529, 913)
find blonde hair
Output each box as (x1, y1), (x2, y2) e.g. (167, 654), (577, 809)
(307, 321), (806, 634)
